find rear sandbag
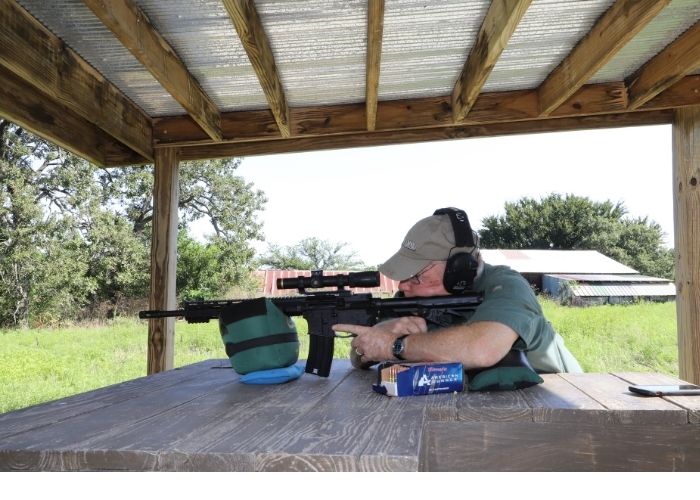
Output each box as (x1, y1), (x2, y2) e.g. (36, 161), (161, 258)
(219, 298), (299, 375)
(467, 349), (543, 391)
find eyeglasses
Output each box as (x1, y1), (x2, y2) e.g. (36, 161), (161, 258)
(403, 263), (436, 285)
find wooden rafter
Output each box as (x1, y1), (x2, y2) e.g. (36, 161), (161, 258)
(366, 0), (385, 131)
(84, 0), (222, 141)
(538, 0), (671, 116)
(627, 20), (700, 110)
(0, 69), (146, 166)
(223, 0), (290, 138)
(0, 0), (153, 161)
(452, 0), (532, 123)
(151, 75), (700, 147)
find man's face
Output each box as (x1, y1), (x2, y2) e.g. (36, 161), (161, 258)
(398, 261), (448, 297)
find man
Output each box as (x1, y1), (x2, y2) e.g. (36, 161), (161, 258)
(332, 208), (582, 373)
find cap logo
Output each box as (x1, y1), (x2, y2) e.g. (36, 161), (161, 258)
(402, 239), (416, 251)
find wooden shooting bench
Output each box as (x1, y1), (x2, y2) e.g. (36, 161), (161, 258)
(1, 359), (699, 472)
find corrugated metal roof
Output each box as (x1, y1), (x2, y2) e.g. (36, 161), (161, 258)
(485, 0), (615, 92)
(547, 274), (671, 283)
(590, 0), (700, 83)
(14, 0), (700, 116)
(481, 249), (638, 274)
(569, 283), (676, 297)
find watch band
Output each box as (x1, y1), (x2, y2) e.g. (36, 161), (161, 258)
(392, 334), (409, 360)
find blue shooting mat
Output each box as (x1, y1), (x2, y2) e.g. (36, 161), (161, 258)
(239, 362), (305, 385)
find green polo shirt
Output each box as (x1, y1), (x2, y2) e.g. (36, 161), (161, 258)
(466, 263), (582, 373)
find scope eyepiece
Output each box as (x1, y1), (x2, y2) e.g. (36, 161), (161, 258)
(277, 270), (379, 291)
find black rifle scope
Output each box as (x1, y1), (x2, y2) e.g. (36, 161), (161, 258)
(277, 270), (380, 290)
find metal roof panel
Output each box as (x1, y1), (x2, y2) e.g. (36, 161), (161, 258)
(482, 249), (638, 274)
(570, 283), (676, 297)
(17, 0), (185, 116)
(590, 0), (700, 84)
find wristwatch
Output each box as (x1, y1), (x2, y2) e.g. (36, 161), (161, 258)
(392, 334), (409, 361)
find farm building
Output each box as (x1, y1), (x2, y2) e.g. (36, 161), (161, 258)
(544, 273), (676, 305)
(481, 249), (675, 304)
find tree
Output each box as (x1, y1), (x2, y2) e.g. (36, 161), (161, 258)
(1, 124), (98, 326)
(98, 158), (267, 302)
(0, 119), (267, 325)
(479, 193), (674, 279)
(259, 237), (365, 270)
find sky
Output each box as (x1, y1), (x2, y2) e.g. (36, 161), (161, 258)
(192, 124), (674, 267)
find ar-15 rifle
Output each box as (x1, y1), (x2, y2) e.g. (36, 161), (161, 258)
(139, 270), (483, 377)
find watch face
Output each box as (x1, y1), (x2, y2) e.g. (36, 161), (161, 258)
(392, 336), (405, 359)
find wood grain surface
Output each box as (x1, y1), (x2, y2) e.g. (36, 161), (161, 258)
(2, 360), (699, 471)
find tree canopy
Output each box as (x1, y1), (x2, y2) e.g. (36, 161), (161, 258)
(479, 193), (674, 279)
(258, 237), (366, 270)
(0, 119), (266, 326)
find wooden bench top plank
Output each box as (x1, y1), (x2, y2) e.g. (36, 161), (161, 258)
(423, 392), (459, 422)
(0, 360), (223, 441)
(0, 362), (237, 453)
(454, 386), (532, 422)
(209, 363), (426, 471)
(81, 362), (354, 471)
(614, 371), (700, 423)
(518, 374), (618, 424)
(558, 372), (687, 424)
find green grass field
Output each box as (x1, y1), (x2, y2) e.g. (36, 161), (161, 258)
(0, 299), (678, 414)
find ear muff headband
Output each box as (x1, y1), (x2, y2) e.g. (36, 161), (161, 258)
(433, 207), (478, 293)
(433, 208), (475, 247)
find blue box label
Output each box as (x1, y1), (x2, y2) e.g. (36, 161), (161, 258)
(373, 362), (464, 397)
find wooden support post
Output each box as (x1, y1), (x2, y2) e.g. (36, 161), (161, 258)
(148, 147), (180, 374)
(673, 106), (700, 384)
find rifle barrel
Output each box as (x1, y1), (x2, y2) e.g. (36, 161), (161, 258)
(138, 309), (185, 319)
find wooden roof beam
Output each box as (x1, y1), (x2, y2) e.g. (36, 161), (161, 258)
(366, 0), (385, 131)
(223, 0), (291, 138)
(538, 0), (671, 116)
(177, 109), (672, 162)
(627, 20), (700, 110)
(452, 0), (532, 123)
(152, 75), (700, 147)
(0, 69), (146, 166)
(83, 0), (222, 142)
(0, 0), (153, 161)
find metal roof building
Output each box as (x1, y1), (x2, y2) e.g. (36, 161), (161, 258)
(481, 249), (675, 305)
(543, 273), (676, 306)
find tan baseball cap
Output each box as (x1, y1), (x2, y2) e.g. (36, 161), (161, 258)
(379, 213), (478, 281)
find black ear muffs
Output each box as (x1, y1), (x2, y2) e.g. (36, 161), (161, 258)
(433, 208), (479, 293)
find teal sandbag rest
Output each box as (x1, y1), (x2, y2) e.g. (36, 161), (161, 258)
(219, 298), (299, 375)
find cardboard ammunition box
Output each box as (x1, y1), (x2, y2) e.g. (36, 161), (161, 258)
(372, 361), (464, 397)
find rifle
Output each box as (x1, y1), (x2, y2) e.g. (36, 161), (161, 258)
(139, 270), (483, 377)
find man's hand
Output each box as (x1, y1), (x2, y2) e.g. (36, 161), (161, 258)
(333, 316), (427, 363)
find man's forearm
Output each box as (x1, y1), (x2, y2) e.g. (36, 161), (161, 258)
(400, 321), (518, 369)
